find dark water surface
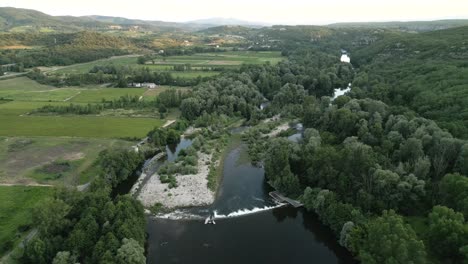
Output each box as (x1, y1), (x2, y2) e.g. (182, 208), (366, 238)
(147, 207), (354, 264)
(145, 141), (355, 264)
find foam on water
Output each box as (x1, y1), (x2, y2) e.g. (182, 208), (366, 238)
(340, 54), (350, 63)
(333, 83), (352, 100)
(154, 210), (205, 220)
(154, 203), (287, 221)
(213, 204), (286, 219)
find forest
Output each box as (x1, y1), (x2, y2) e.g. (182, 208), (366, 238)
(175, 30), (468, 263)
(1, 7), (468, 263)
(19, 148), (148, 264)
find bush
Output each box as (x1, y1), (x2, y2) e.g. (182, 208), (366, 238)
(183, 156), (198, 166)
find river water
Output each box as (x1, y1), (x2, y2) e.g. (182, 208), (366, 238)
(145, 138), (355, 264)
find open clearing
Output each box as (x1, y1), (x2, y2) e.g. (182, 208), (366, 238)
(0, 186), (54, 255)
(0, 137), (133, 186)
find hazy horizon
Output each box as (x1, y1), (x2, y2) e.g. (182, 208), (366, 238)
(2, 0), (468, 25)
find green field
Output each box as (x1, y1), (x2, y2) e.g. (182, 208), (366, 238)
(141, 86), (192, 98)
(0, 186), (54, 255)
(0, 77), (149, 102)
(70, 88), (147, 103)
(0, 77), (55, 91)
(0, 100), (162, 138)
(0, 87), (81, 102)
(169, 51), (284, 65)
(51, 51), (284, 75)
(0, 77), (82, 102)
(0, 113), (161, 138)
(0, 101), (81, 116)
(170, 71), (219, 78)
(48, 56), (140, 74)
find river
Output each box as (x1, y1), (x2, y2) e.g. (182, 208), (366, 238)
(144, 136), (355, 263)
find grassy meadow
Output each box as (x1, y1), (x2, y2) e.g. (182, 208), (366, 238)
(0, 111), (161, 138)
(69, 88), (147, 103)
(0, 137), (133, 185)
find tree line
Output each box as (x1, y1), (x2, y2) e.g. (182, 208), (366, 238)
(262, 95), (468, 263)
(19, 148), (148, 264)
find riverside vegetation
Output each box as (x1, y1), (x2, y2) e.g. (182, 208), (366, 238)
(1, 6), (467, 264)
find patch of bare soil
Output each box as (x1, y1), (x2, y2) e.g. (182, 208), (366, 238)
(63, 152), (85, 161)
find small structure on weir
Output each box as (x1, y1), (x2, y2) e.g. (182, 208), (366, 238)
(269, 191), (303, 208)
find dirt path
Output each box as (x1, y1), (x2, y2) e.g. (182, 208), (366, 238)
(63, 91), (81, 102)
(40, 54), (141, 73)
(162, 119), (176, 128)
(0, 72), (28, 80)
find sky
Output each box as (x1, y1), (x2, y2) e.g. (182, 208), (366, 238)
(2, 0), (468, 25)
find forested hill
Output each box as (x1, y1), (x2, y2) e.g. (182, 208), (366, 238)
(198, 25), (253, 35)
(349, 26), (468, 138)
(0, 31), (135, 48)
(352, 26), (468, 64)
(0, 7), (110, 32)
(0, 31), (137, 66)
(0, 7), (197, 32)
(328, 19), (468, 32)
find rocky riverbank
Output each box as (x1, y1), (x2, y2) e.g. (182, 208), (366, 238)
(136, 152), (215, 209)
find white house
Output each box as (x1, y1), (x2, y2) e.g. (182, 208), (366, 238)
(142, 83), (157, 89)
(129, 82), (142, 87)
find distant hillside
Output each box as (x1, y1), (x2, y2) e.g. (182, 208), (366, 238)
(0, 7), (109, 32)
(0, 7), (200, 32)
(187, 17), (268, 28)
(352, 26), (468, 65)
(84, 15), (206, 31)
(199, 25), (254, 35)
(350, 26), (468, 138)
(328, 19), (468, 32)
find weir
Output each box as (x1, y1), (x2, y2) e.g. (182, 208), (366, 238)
(269, 191), (303, 208)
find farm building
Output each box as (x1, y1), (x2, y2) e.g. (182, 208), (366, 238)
(129, 82), (158, 88)
(142, 82), (158, 88)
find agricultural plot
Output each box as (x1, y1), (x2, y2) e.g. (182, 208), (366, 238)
(141, 86), (192, 98)
(69, 88), (147, 103)
(0, 77), (81, 102)
(46, 55), (139, 74)
(0, 78), (148, 102)
(0, 76), (165, 189)
(0, 87), (82, 102)
(0, 112), (161, 138)
(150, 51), (284, 66)
(170, 71), (219, 78)
(0, 99), (162, 138)
(49, 51), (284, 78)
(0, 77), (55, 91)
